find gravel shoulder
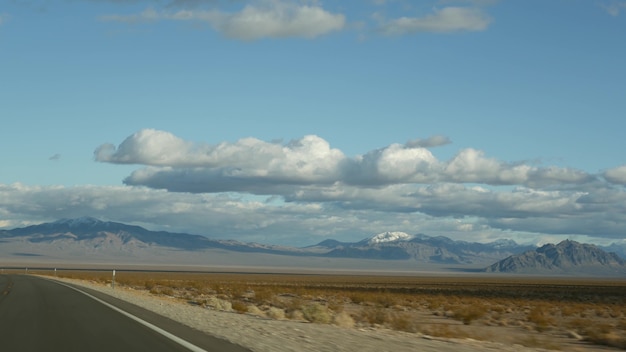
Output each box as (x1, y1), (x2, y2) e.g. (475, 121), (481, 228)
(47, 277), (558, 352)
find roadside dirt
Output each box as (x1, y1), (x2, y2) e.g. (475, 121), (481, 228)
(50, 277), (620, 352)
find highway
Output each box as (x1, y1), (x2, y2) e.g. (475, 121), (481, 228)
(0, 275), (250, 352)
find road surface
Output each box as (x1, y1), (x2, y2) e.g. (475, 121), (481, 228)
(0, 274), (250, 352)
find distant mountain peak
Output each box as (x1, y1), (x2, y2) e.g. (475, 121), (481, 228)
(485, 240), (626, 276)
(53, 217), (104, 227)
(367, 231), (414, 245)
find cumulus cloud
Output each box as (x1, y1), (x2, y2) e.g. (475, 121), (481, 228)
(3, 181), (626, 243)
(379, 6), (491, 35)
(0, 183), (471, 244)
(96, 129), (345, 185)
(604, 165), (626, 184)
(96, 129), (594, 194)
(86, 130), (626, 242)
(204, 1), (346, 40)
(100, 1), (346, 40)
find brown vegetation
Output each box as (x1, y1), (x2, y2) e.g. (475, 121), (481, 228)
(29, 269), (626, 351)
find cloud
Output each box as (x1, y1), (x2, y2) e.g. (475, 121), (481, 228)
(379, 6), (491, 35)
(0, 13), (9, 25)
(3, 180), (626, 243)
(100, 1), (346, 40)
(205, 1), (346, 40)
(604, 165), (626, 184)
(602, 1), (626, 16)
(405, 135), (451, 148)
(49, 154), (61, 161)
(285, 182), (626, 239)
(96, 129), (594, 194)
(87, 130), (626, 243)
(96, 129), (345, 185)
(0, 183), (469, 244)
(99, 7), (162, 24)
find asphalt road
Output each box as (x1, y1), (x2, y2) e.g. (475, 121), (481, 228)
(0, 275), (250, 352)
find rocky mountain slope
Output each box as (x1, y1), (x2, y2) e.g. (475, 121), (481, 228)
(1, 220), (532, 265)
(3, 218), (623, 275)
(484, 240), (626, 276)
(311, 231), (534, 265)
(0, 217), (306, 257)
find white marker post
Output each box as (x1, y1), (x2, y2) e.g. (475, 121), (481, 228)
(54, 268), (57, 277)
(112, 269), (116, 289)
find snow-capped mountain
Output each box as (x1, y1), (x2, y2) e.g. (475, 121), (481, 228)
(319, 232), (534, 265)
(366, 232), (415, 245)
(6, 218), (620, 275)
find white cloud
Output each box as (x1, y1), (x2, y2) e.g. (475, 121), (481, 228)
(0, 13), (9, 25)
(205, 1), (346, 40)
(100, 1), (346, 40)
(84, 130), (626, 242)
(3, 181), (626, 244)
(379, 6), (491, 35)
(96, 129), (594, 192)
(604, 165), (626, 184)
(96, 129), (345, 185)
(0, 183), (474, 244)
(602, 1), (626, 16)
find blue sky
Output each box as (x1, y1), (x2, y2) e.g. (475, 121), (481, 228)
(1, 0), (625, 247)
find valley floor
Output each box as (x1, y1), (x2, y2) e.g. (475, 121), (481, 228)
(29, 271), (626, 352)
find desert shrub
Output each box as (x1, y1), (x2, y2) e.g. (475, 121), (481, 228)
(144, 280), (156, 290)
(527, 306), (555, 332)
(373, 293), (399, 308)
(333, 311), (355, 328)
(231, 300), (248, 313)
(205, 296), (233, 311)
(423, 324), (468, 339)
(282, 297), (304, 313)
(267, 307), (286, 320)
(515, 335), (562, 350)
(582, 324), (626, 349)
(246, 305), (265, 317)
(288, 309), (304, 321)
(254, 287), (274, 304)
(148, 286), (174, 296)
(327, 298), (345, 313)
(302, 303), (332, 324)
(565, 318), (589, 331)
(347, 291), (369, 305)
(360, 307), (388, 325)
(389, 312), (417, 332)
(451, 304), (486, 325)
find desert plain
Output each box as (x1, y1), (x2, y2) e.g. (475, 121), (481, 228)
(7, 268), (624, 351)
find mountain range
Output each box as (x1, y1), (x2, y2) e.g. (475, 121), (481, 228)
(485, 240), (626, 275)
(1, 217), (624, 276)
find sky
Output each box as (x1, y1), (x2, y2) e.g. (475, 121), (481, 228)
(1, 0), (625, 247)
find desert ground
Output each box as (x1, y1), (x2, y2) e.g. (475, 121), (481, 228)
(11, 268), (624, 352)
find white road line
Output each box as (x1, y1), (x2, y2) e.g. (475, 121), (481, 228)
(53, 280), (208, 352)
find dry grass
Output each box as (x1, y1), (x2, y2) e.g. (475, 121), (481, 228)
(29, 269), (626, 351)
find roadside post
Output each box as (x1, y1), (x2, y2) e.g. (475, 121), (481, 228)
(112, 269), (116, 289)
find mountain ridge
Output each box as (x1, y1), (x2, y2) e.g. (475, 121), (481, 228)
(1, 218), (624, 275)
(485, 240), (626, 275)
